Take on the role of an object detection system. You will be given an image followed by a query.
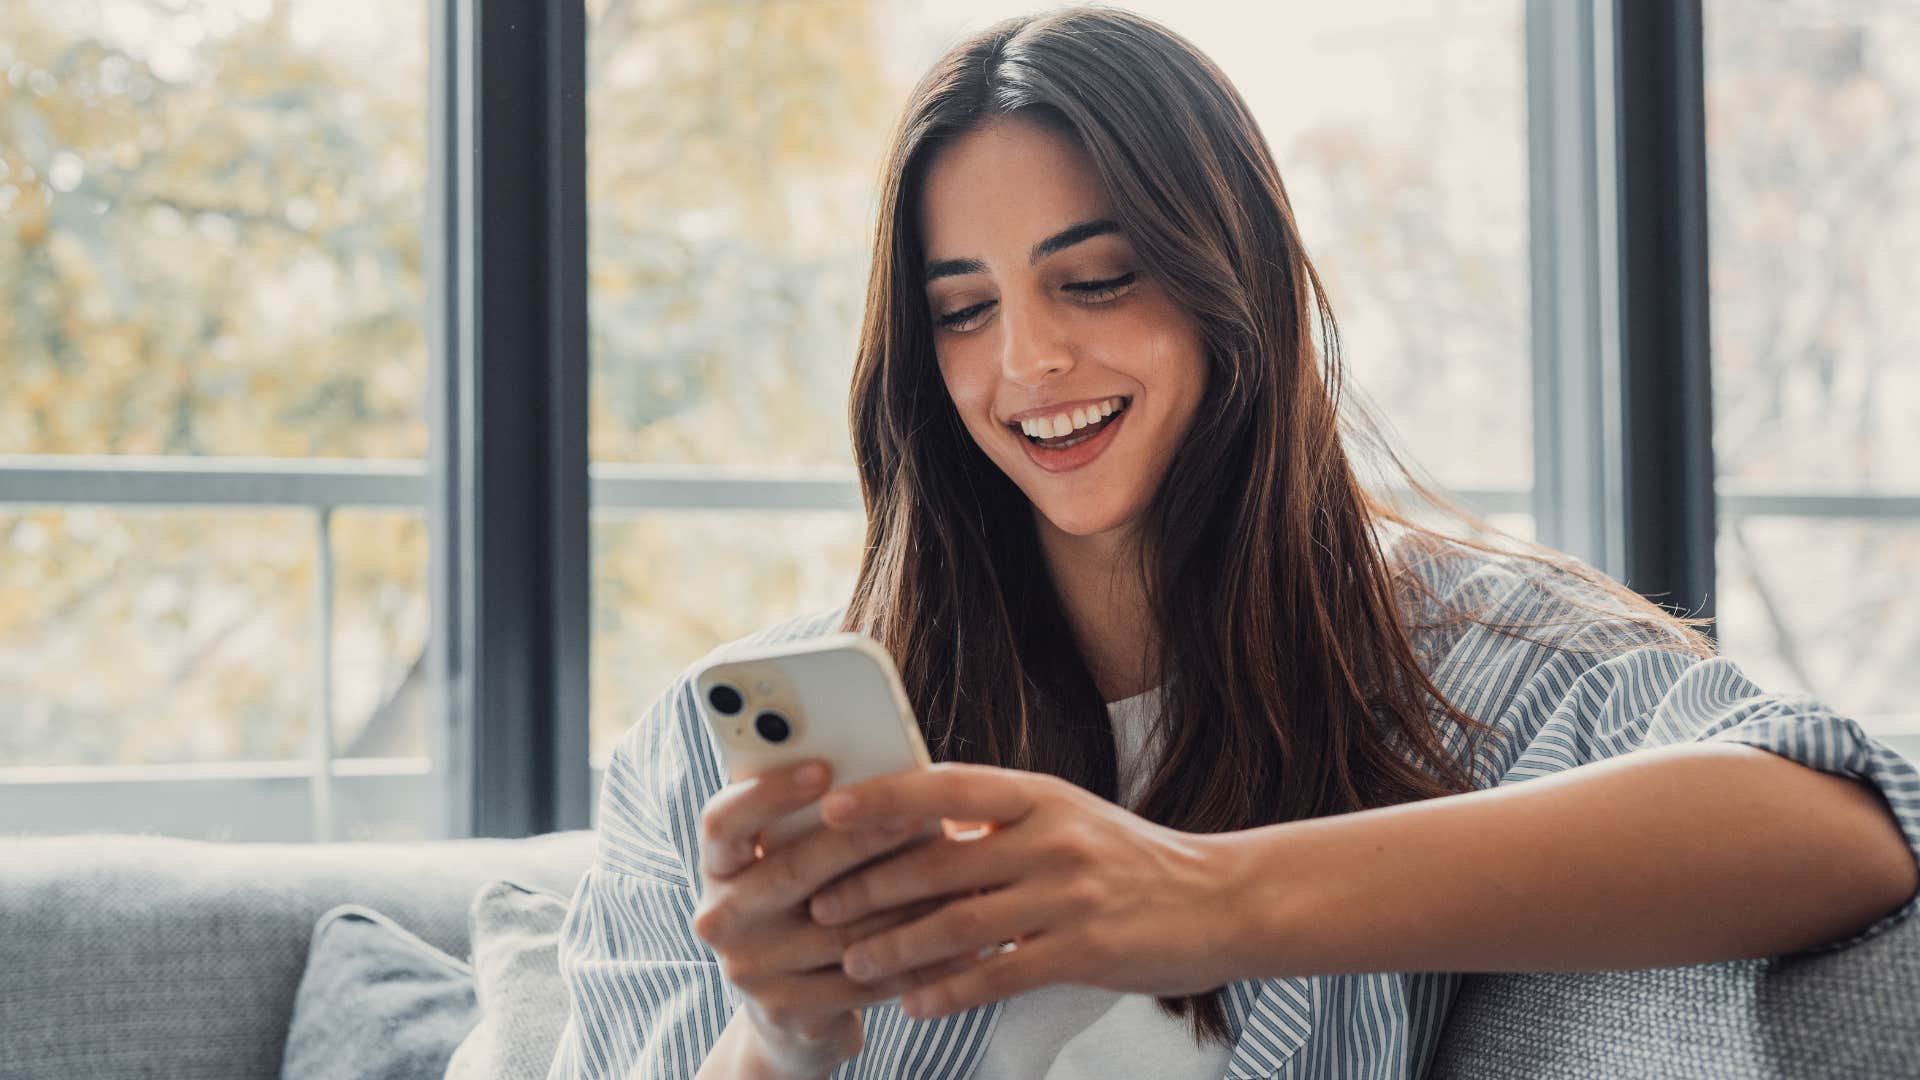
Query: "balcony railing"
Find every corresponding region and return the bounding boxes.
[3,454,1916,841]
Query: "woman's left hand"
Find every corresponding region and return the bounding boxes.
[807,762,1247,1020]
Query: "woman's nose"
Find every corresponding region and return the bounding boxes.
[998,299,1075,385]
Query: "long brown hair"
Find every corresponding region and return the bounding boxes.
[841,6,1710,1044]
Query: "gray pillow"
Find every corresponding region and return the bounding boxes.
[443,880,573,1080]
[281,904,480,1080]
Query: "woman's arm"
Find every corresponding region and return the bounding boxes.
[803,739,1919,1019]
[805,647,1920,1020]
[1211,741,1920,981]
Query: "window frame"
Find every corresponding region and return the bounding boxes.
[1526,0,1717,624]
[430,0,593,838]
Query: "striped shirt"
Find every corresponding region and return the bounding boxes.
[546,532,1920,1080]
[972,685,1234,1078]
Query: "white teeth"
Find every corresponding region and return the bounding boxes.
[1015,397,1127,441]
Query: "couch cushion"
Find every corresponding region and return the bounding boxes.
[1428,909,1920,1078]
[0,831,595,1080]
[444,880,573,1080]
[281,905,480,1080]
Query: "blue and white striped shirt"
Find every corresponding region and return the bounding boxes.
[546,534,1920,1079]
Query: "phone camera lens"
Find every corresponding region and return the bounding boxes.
[707,685,744,715]
[754,712,791,743]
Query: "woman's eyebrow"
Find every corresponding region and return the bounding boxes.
[923,218,1122,283]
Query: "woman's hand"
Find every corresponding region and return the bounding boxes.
[807,762,1246,1020]
[691,760,970,1079]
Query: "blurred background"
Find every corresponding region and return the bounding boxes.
[1,0,1914,841]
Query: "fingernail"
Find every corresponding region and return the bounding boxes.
[821,791,856,819]
[795,763,827,790]
[844,948,874,980]
[811,893,840,923]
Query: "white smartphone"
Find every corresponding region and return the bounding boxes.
[690,632,937,851]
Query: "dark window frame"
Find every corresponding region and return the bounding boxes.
[429,0,591,837]
[1526,0,1717,628]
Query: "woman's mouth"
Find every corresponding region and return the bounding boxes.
[1008,396,1131,473]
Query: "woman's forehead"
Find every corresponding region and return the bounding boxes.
[917,118,1117,265]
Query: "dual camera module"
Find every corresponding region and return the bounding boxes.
[707,683,792,744]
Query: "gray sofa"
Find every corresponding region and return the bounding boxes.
[2,833,1916,1079]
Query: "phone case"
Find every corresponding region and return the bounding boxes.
[690,632,935,850]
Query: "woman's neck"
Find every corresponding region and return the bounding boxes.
[1034,511,1158,704]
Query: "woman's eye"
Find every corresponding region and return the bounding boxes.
[1065,271,1137,302]
[933,272,1137,333]
[935,301,992,331]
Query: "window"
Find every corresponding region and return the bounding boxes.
[8,1,1903,840]
[1704,0,1920,738]
[0,0,435,840]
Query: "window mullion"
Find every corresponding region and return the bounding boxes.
[1525,0,1716,626]
[431,0,590,840]
[1612,0,1718,627]
[1527,0,1626,580]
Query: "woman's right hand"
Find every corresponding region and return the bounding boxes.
[692,759,953,1079]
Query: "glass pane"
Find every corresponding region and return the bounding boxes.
[1705,1,1920,730]
[591,512,864,759]
[330,509,429,759]
[585,0,1531,490]
[0,507,315,766]
[0,0,435,842]
[1717,517,1919,730]
[0,0,429,458]
[1704,0,1920,491]
[323,508,434,861]
[1153,0,1532,492]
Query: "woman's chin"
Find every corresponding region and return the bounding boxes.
[1030,499,1135,540]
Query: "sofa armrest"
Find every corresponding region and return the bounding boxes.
[1429,909,1920,1078]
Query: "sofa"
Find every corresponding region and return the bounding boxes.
[2,832,1916,1079]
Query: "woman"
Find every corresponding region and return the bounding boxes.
[549,8,1920,1079]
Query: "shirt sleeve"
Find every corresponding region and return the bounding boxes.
[547,675,744,1080]
[1463,615,1920,958]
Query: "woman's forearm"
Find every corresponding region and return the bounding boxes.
[1210,742,1918,980]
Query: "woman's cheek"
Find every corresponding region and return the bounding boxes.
[936,344,987,400]
[937,350,1003,436]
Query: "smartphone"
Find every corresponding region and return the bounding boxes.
[690,632,936,851]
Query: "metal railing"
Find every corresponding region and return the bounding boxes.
[0,455,866,840]
[3,454,1917,840]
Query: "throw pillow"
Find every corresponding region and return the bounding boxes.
[281,904,481,1080]
[443,879,574,1080]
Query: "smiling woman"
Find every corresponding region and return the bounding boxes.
[547,7,1920,1080]
[920,118,1208,554]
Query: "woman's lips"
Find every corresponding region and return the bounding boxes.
[1017,405,1128,473]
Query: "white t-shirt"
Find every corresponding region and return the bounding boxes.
[972,686,1236,1079]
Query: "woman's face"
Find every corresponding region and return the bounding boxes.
[918,115,1208,541]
